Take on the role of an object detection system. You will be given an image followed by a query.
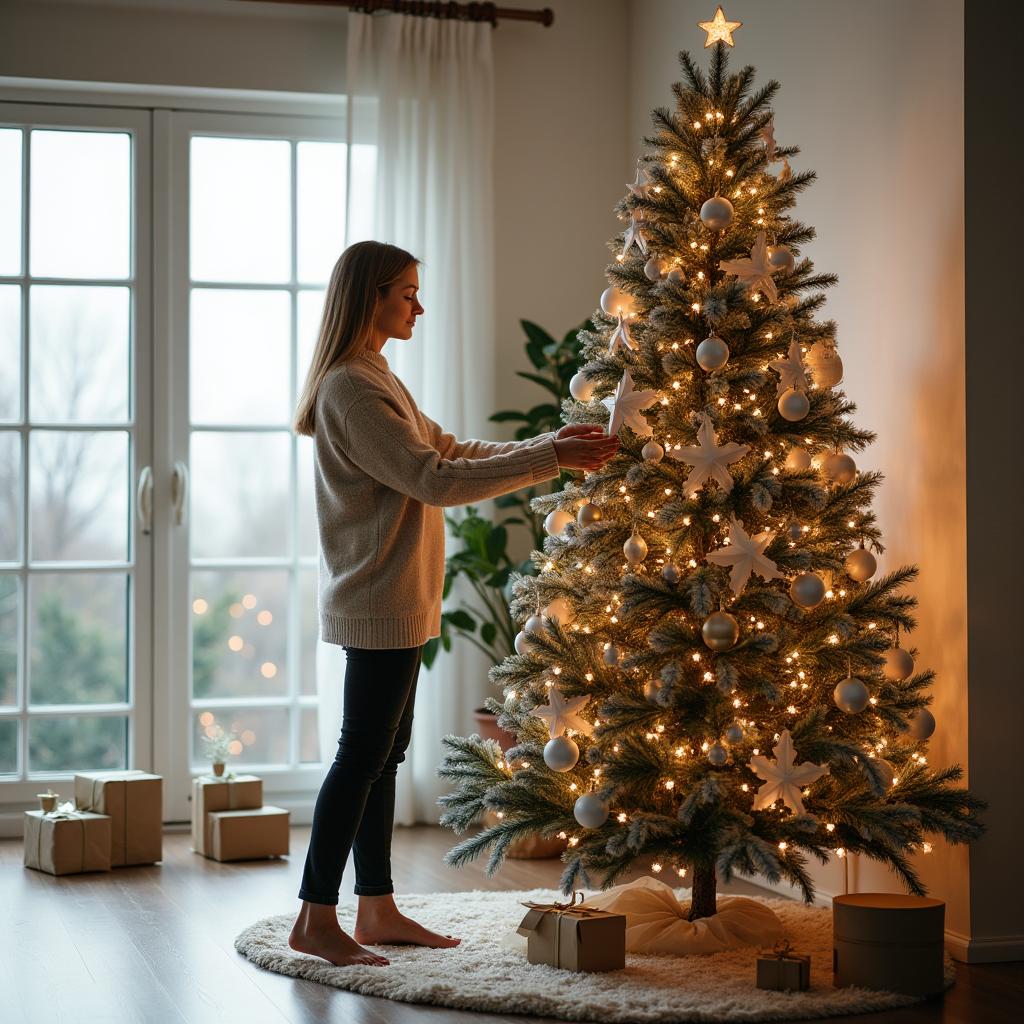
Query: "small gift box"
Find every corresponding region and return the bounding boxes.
[190,773,263,856]
[205,805,290,862]
[74,770,162,867]
[756,940,811,991]
[516,892,626,972]
[23,805,112,876]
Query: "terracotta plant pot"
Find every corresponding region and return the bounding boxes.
[211,762,226,777]
[473,708,567,860]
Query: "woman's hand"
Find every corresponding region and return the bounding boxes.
[553,423,620,472]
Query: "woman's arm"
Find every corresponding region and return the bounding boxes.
[418,408,556,461]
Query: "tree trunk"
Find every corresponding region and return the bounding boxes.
[688,861,718,921]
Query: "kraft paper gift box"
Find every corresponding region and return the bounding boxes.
[206,805,290,862]
[516,897,626,972]
[832,893,945,996]
[190,773,263,856]
[23,807,112,876]
[756,941,811,991]
[74,770,162,867]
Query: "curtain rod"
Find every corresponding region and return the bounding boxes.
[234,1,554,27]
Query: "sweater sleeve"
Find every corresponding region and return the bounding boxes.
[419,408,557,460]
[333,391,561,508]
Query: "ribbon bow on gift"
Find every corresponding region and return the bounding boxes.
[772,939,794,959]
[46,800,87,820]
[520,890,601,918]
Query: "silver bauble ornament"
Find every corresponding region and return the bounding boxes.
[569,371,596,402]
[543,596,575,626]
[642,678,664,703]
[821,451,857,485]
[514,630,530,656]
[577,502,602,528]
[641,440,664,463]
[666,268,684,284]
[661,563,680,584]
[699,196,734,230]
[603,643,620,666]
[766,243,796,275]
[708,743,728,766]
[908,707,936,741]
[544,736,580,773]
[623,531,648,566]
[778,387,810,421]
[600,285,636,318]
[845,547,877,582]
[701,610,739,652]
[695,335,730,372]
[724,722,744,744]
[785,446,812,472]
[787,520,804,542]
[525,614,544,634]
[883,646,915,682]
[544,509,574,538]
[806,342,843,388]
[790,572,826,610]
[643,256,666,281]
[573,792,610,829]
[834,675,870,714]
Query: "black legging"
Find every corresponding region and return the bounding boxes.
[298,643,423,905]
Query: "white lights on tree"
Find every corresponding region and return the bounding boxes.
[749,729,829,814]
[667,412,749,494]
[705,515,783,596]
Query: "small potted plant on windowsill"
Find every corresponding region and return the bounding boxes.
[200,724,237,778]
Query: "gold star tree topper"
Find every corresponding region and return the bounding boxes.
[698,6,742,48]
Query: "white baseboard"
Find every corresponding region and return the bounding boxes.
[945,928,1024,963]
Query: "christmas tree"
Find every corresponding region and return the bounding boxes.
[437,28,983,922]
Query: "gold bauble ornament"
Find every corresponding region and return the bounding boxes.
[778,387,810,421]
[883,646,915,682]
[834,674,870,714]
[785,446,812,471]
[701,610,739,651]
[699,196,734,230]
[845,546,877,582]
[789,572,826,609]
[642,440,664,463]
[821,451,857,485]
[577,502,602,527]
[623,530,648,566]
[544,509,574,537]
[696,334,730,372]
[600,285,636,318]
[908,707,936,740]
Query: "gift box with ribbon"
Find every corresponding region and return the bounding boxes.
[516,891,626,972]
[23,804,112,876]
[190,773,263,856]
[756,940,811,991]
[73,770,162,867]
[205,805,290,862]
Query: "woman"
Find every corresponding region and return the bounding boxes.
[289,240,620,967]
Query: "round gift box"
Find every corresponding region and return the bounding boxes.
[833,893,945,996]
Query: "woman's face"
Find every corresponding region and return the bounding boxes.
[375,265,424,342]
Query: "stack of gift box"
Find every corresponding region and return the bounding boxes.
[190,771,290,862]
[24,769,163,876]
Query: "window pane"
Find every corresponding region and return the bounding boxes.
[297,288,324,398]
[0,574,17,706]
[192,707,288,770]
[29,430,129,562]
[29,715,127,772]
[30,285,130,424]
[348,143,377,245]
[30,130,130,280]
[29,573,128,705]
[297,142,345,285]
[0,285,21,422]
[0,432,20,562]
[190,289,290,425]
[190,137,290,283]
[298,433,316,559]
[300,706,320,764]
[0,719,16,774]
[0,128,21,276]
[299,567,317,696]
[190,431,289,558]
[192,569,289,699]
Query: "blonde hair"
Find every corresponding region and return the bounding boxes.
[292,240,420,437]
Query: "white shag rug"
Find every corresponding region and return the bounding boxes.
[235,886,954,1023]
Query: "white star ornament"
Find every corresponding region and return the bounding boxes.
[607,314,638,354]
[530,687,593,739]
[602,368,660,437]
[719,231,779,303]
[760,119,777,162]
[769,340,809,396]
[668,413,749,494]
[698,6,742,47]
[705,515,783,596]
[749,729,829,814]
[622,214,648,257]
[627,161,652,200]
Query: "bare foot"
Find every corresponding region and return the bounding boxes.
[354,904,461,949]
[288,917,390,967]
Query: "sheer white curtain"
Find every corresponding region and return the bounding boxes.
[316,10,497,825]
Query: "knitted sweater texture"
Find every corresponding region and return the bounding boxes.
[313,349,562,649]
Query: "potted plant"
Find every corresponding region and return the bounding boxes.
[200,724,238,777]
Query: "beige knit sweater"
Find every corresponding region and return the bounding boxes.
[313,349,562,649]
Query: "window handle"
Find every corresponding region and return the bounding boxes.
[171,460,189,527]
[137,465,153,536]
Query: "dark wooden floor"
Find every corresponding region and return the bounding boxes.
[2,825,1021,1024]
